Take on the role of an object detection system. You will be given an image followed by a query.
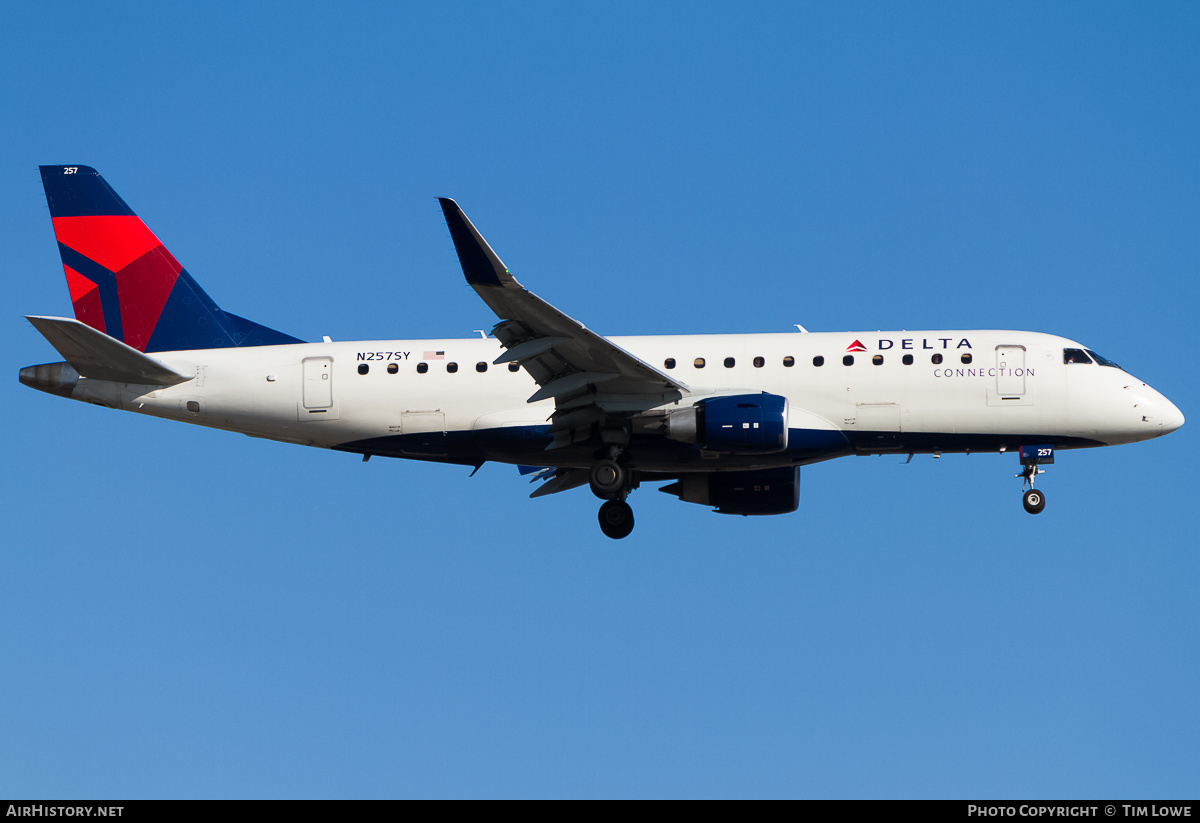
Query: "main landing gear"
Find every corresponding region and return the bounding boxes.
[1016,445,1053,515]
[590,453,636,539]
[598,499,635,540]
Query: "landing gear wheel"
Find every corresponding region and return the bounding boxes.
[598,499,635,539]
[1022,488,1046,515]
[590,459,625,499]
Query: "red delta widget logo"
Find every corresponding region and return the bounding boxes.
[847,338,973,352]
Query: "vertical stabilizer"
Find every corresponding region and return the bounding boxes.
[39,165,303,352]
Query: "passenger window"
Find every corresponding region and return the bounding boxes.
[417,362,429,374]
[783,356,794,367]
[724,357,735,368]
[447,362,458,373]
[1063,348,1093,364]
[476,362,488,373]
[902,354,913,365]
[931,354,943,365]
[358,364,369,375]
[961,353,972,364]
[753,356,765,368]
[664,358,676,370]
[387,363,398,374]
[812,356,824,367]
[508,363,520,372]
[694,358,705,368]
[843,355,854,366]
[872,355,883,365]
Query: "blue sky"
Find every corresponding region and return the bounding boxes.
[2,2,1197,798]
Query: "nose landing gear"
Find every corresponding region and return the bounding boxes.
[1016,445,1053,515]
[1022,487,1046,515]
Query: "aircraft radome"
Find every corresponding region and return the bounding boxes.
[21,165,1185,538]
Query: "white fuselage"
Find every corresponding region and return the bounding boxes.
[55,329,1183,472]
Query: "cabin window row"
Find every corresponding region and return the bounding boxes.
[357,362,524,375]
[660,353,973,369]
[359,352,977,376]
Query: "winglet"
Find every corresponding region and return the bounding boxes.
[438,198,511,288]
[25,315,193,386]
[435,198,690,413]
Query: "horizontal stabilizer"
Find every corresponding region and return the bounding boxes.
[26,316,193,386]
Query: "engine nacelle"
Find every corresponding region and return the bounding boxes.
[660,467,801,516]
[665,392,788,454]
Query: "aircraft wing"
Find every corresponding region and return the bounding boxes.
[439,198,688,448]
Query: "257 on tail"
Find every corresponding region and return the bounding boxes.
[21,165,1184,539]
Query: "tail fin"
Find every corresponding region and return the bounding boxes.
[38,165,303,352]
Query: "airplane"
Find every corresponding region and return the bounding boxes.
[20,165,1185,539]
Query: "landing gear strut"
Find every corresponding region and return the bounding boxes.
[1016,445,1053,515]
[591,445,637,539]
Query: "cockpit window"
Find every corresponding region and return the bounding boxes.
[1085,349,1121,369]
[1063,348,1093,365]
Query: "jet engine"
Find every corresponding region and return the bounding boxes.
[660,467,800,516]
[664,392,788,454]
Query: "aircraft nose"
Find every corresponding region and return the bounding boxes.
[1162,398,1185,435]
[1117,381,1185,444]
